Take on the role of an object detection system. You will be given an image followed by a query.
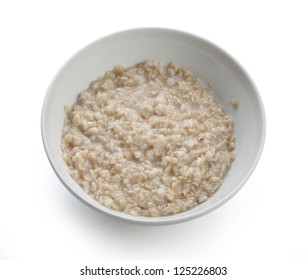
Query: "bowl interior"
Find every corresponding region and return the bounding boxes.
[42,28,265,225]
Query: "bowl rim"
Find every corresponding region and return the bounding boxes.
[41,27,266,225]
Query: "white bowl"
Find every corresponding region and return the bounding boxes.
[41,28,265,225]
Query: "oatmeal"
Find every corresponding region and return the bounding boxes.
[231,98,239,107]
[61,60,235,217]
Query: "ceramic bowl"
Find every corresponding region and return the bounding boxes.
[41,28,265,225]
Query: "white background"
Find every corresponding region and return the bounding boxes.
[0,0,306,277]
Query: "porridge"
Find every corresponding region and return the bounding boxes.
[61,60,236,217]
[231,98,239,107]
